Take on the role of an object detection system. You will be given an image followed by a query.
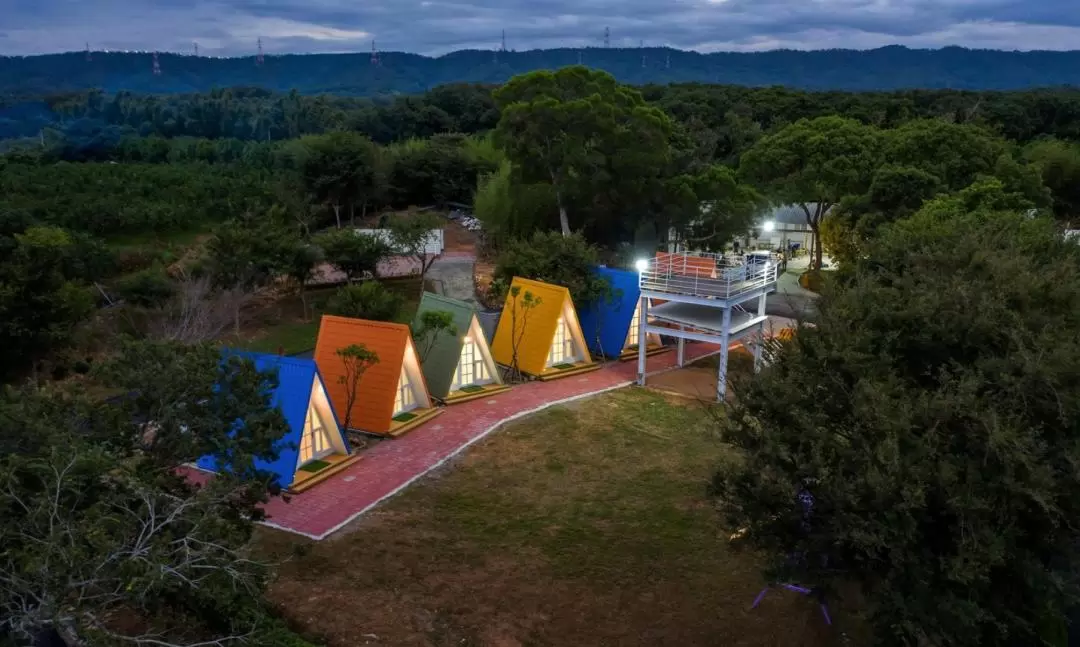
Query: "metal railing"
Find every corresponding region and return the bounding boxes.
[639,252,778,301]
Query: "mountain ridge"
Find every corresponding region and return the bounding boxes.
[2,45,1079,96]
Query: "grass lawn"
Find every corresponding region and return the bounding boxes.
[256,390,853,646]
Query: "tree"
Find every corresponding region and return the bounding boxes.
[0,225,96,380]
[663,164,763,252]
[143,270,253,344]
[494,66,672,236]
[205,216,289,335]
[740,116,883,269]
[711,201,1080,645]
[492,231,610,309]
[1,340,305,646]
[324,281,404,322]
[280,240,323,321]
[295,132,379,228]
[335,343,379,433]
[504,285,541,383]
[1024,138,1080,223]
[386,210,444,280]
[114,264,176,308]
[412,310,457,363]
[312,228,392,283]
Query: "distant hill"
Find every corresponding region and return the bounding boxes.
[2,46,1080,96]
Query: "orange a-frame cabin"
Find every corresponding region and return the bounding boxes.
[314,315,441,437]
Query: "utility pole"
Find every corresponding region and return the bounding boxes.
[152,51,161,75]
[256,37,265,66]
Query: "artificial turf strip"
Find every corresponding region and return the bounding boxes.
[299,459,331,473]
[393,412,418,422]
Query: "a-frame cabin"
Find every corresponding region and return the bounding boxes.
[490,277,600,381]
[578,266,667,361]
[412,292,510,404]
[314,316,441,437]
[196,351,358,493]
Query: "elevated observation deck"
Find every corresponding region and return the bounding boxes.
[635,251,779,400]
[638,251,778,307]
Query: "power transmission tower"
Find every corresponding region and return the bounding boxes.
[641,40,646,68]
[85,42,92,62]
[604,27,610,48]
[577,50,582,65]
[193,42,199,57]
[666,52,670,69]
[256,37,265,66]
[501,29,507,52]
[152,51,161,75]
[370,40,380,66]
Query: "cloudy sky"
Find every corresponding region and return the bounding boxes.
[2,0,1078,57]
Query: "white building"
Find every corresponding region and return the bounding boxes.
[748,203,833,252]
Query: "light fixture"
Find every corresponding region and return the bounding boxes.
[763,220,776,232]
[634,258,649,272]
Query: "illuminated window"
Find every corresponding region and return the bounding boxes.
[394,369,416,414]
[547,317,578,366]
[453,338,490,389]
[625,301,642,349]
[299,404,333,465]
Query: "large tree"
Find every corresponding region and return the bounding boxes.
[712,195,1080,645]
[0,225,97,380]
[295,132,380,228]
[1025,138,1080,224]
[0,340,306,646]
[493,66,672,237]
[739,116,883,269]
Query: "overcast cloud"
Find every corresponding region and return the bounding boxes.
[2,0,1078,57]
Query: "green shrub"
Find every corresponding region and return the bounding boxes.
[325,281,404,322]
[493,231,610,307]
[115,266,176,308]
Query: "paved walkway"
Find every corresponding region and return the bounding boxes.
[425,252,479,304]
[259,342,720,540]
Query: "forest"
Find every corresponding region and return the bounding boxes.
[4,45,1080,97]
[3,65,1080,646]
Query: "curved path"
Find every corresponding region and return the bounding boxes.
[259,342,722,540]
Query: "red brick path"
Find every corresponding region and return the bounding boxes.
[257,342,721,539]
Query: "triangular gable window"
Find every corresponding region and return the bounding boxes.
[547,316,581,366]
[299,404,334,465]
[453,336,491,389]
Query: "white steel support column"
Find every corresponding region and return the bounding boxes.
[716,307,732,401]
[753,321,765,373]
[676,332,685,367]
[636,295,649,386]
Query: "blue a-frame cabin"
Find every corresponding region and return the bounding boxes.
[196,351,355,493]
[578,266,667,361]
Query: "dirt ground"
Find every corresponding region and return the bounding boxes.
[255,390,859,647]
[647,347,757,402]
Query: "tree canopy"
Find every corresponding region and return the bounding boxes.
[713,193,1080,645]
